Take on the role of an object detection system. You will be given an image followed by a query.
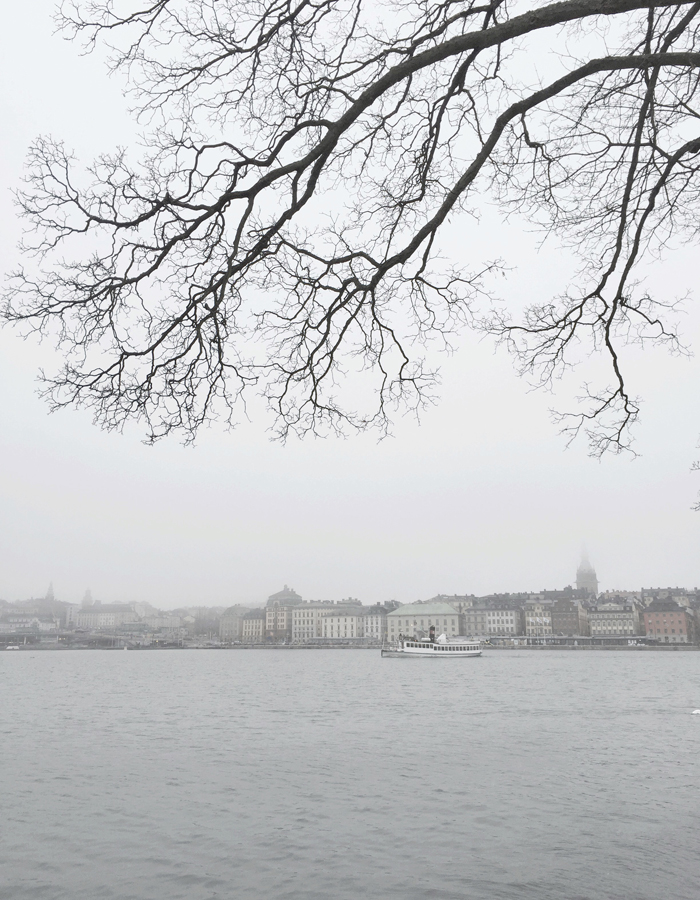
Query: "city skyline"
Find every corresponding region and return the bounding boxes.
[4,556,700,612]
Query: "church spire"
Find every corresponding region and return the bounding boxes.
[576,550,598,597]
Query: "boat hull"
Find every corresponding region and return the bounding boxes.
[381,644,481,658]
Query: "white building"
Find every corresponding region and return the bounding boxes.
[0,613,59,633]
[485,608,523,635]
[524,602,552,637]
[362,606,388,642]
[76,605,140,630]
[386,603,461,640]
[241,609,266,641]
[588,603,641,637]
[292,603,333,641]
[320,610,364,640]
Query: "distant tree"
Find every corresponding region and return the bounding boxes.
[4,0,700,453]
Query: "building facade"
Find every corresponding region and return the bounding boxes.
[550,599,589,636]
[75,605,140,630]
[241,609,266,641]
[362,606,388,642]
[643,599,696,643]
[292,603,333,641]
[320,610,364,640]
[265,585,303,641]
[0,613,59,633]
[484,607,524,636]
[524,602,553,637]
[219,605,250,641]
[386,603,461,640]
[588,603,641,637]
[462,604,489,636]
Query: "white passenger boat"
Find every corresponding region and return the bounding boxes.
[381,636,481,658]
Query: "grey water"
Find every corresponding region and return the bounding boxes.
[2,649,699,900]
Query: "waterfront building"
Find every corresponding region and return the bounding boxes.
[550,599,589,636]
[320,609,364,640]
[241,609,266,641]
[0,613,59,633]
[219,605,251,641]
[386,603,461,640]
[643,599,696,644]
[524,602,553,637]
[461,603,489,636]
[265,604,294,641]
[587,603,640,637]
[291,602,333,641]
[75,605,140,630]
[484,606,524,636]
[576,552,599,597]
[362,605,388,642]
[266,585,303,641]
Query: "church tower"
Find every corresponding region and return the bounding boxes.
[576,552,598,597]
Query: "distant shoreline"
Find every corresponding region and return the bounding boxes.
[4,643,699,652]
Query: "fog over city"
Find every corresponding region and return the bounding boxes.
[1,2,699,611]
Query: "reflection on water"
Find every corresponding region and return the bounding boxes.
[2,649,699,900]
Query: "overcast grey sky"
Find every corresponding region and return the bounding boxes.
[0,2,698,609]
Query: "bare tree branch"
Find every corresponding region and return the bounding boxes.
[3,0,700,451]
